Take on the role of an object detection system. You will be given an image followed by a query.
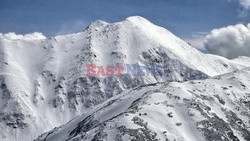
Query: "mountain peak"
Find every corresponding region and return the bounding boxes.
[124,16,155,27]
[85,19,108,30]
[125,16,150,23]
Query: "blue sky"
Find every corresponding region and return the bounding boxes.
[0,0,250,39]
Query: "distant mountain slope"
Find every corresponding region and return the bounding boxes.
[0,16,249,140]
[36,67,250,141]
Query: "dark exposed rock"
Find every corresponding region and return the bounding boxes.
[0,113,28,129]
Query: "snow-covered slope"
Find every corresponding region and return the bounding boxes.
[36,67,250,141]
[0,16,249,140]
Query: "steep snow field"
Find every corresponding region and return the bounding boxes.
[0,16,250,140]
[36,67,250,141]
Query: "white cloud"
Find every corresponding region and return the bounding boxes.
[204,23,250,59]
[227,0,250,17]
[0,32,46,40]
[239,0,250,17]
[240,0,250,9]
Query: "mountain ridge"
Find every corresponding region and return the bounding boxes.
[36,67,250,141]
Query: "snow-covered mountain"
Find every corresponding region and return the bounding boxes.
[36,67,250,141]
[0,16,249,140]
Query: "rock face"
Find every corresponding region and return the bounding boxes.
[36,68,250,141]
[0,16,250,140]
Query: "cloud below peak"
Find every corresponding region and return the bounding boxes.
[0,32,46,40]
[204,23,250,59]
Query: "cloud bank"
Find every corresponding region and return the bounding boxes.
[204,23,250,59]
[0,32,46,40]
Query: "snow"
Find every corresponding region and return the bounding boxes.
[37,67,250,141]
